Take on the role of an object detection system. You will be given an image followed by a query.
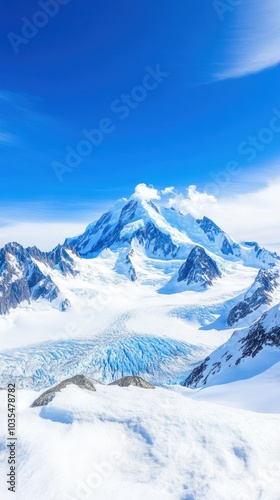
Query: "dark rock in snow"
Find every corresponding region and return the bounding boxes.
[227,268,279,326]
[134,222,178,258]
[30,375,99,407]
[27,244,78,276]
[184,305,280,388]
[109,376,155,389]
[196,216,235,256]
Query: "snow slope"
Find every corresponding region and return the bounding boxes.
[185,361,280,413]
[185,304,280,388]
[0,384,280,500]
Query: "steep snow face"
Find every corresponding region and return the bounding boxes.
[66,198,186,259]
[185,304,280,388]
[0,243,71,314]
[114,249,137,281]
[242,241,279,266]
[177,246,221,288]
[227,268,280,326]
[196,216,238,256]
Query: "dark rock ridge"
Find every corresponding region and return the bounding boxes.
[30,375,99,407]
[243,241,279,264]
[177,246,221,288]
[27,244,78,276]
[183,357,211,389]
[134,222,178,258]
[184,305,280,388]
[0,242,71,315]
[125,252,137,282]
[196,216,237,256]
[227,268,279,326]
[31,375,155,407]
[109,376,155,388]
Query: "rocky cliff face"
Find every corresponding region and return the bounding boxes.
[185,304,280,388]
[177,246,221,288]
[196,216,237,256]
[27,244,78,276]
[0,242,71,315]
[227,268,279,326]
[134,222,178,258]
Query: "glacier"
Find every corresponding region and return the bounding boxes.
[0,332,205,390]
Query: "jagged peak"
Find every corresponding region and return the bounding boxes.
[177,246,221,287]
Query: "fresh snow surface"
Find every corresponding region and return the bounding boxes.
[183,361,280,414]
[1,385,280,500]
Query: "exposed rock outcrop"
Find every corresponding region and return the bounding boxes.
[30,375,99,407]
[227,268,279,326]
[177,246,221,288]
[109,376,155,389]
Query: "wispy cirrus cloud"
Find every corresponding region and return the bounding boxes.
[215,0,280,80]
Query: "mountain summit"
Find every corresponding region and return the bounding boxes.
[0,186,279,315]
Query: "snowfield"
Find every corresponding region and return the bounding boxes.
[1,384,280,500]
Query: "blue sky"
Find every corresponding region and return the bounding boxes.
[0,0,280,247]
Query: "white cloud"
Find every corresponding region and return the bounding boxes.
[167,185,217,218]
[211,178,280,247]
[215,0,280,80]
[0,200,105,251]
[167,180,280,249]
[0,222,88,251]
[133,183,161,201]
[161,186,175,195]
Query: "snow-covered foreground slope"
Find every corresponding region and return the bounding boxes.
[185,361,280,413]
[0,385,280,500]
